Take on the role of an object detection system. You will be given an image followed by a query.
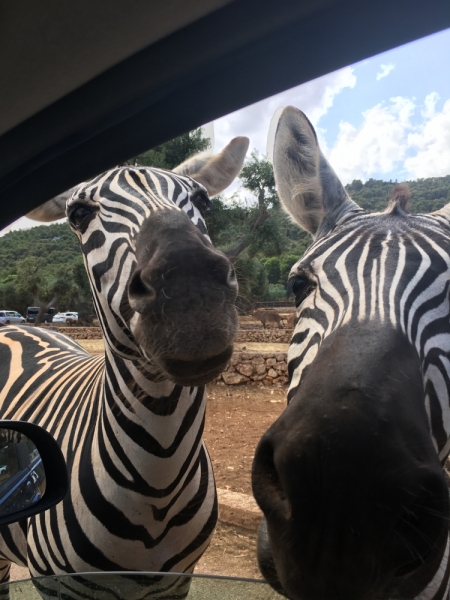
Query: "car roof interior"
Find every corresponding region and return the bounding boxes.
[1,0,449,228]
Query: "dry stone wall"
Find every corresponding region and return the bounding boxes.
[40,326,290,386]
[235,329,292,344]
[44,326,293,344]
[215,351,288,387]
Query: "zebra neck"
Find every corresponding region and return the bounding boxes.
[97,345,207,490]
[415,534,450,600]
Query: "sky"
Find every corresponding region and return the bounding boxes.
[213,26,450,195]
[3,27,450,236]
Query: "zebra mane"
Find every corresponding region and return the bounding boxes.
[384,183,411,215]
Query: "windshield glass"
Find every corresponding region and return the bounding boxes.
[7,572,283,599]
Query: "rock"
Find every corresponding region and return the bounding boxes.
[251,356,265,365]
[222,372,248,385]
[236,363,254,377]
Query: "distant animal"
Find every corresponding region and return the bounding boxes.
[253,309,283,329]
[252,106,450,600]
[0,136,249,598]
[286,312,296,328]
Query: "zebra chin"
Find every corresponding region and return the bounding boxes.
[148,344,234,386]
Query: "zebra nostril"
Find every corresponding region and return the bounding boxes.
[128,269,156,308]
[252,436,290,521]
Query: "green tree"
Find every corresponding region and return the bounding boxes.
[205,151,312,300]
[132,128,211,170]
[225,151,282,260]
[262,257,281,285]
[0,279,29,315]
[14,256,46,300]
[279,254,302,285]
[14,256,52,324]
[234,253,268,299]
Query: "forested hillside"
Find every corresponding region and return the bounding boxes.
[0,222,91,317]
[0,173,449,313]
[0,222,78,277]
[346,175,450,213]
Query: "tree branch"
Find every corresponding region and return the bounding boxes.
[225,191,269,260]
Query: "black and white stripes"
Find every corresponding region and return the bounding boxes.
[287,211,450,460]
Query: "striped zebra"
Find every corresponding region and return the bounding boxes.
[252,107,450,600]
[0,136,249,599]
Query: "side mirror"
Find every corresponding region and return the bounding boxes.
[0,421,68,527]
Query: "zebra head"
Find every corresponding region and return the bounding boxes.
[252,107,450,600]
[27,137,249,386]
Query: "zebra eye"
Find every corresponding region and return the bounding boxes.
[288,275,315,307]
[68,204,94,227]
[191,191,211,217]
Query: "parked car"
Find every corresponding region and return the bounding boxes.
[0,311,26,325]
[52,312,78,325]
[0,465,8,475]
[25,307,56,324]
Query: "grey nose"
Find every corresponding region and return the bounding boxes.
[128,248,237,315]
[128,268,157,314]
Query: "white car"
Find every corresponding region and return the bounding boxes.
[52,312,78,324]
[0,311,26,325]
[0,465,9,475]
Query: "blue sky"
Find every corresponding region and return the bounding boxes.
[214,26,450,189]
[3,27,450,235]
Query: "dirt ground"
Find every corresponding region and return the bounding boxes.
[195,522,262,579]
[196,384,286,579]
[204,384,285,496]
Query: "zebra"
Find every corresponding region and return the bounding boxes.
[252,106,450,600]
[0,136,249,599]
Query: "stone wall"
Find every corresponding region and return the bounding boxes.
[43,325,293,344]
[215,351,288,386]
[235,329,292,344]
[41,327,290,386]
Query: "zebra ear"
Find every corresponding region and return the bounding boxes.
[173,136,249,196]
[26,186,80,221]
[273,106,358,236]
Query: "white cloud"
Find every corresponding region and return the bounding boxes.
[421,92,440,119]
[405,98,450,178]
[324,92,450,184]
[213,66,356,198]
[214,66,356,158]
[328,96,415,184]
[376,64,395,81]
